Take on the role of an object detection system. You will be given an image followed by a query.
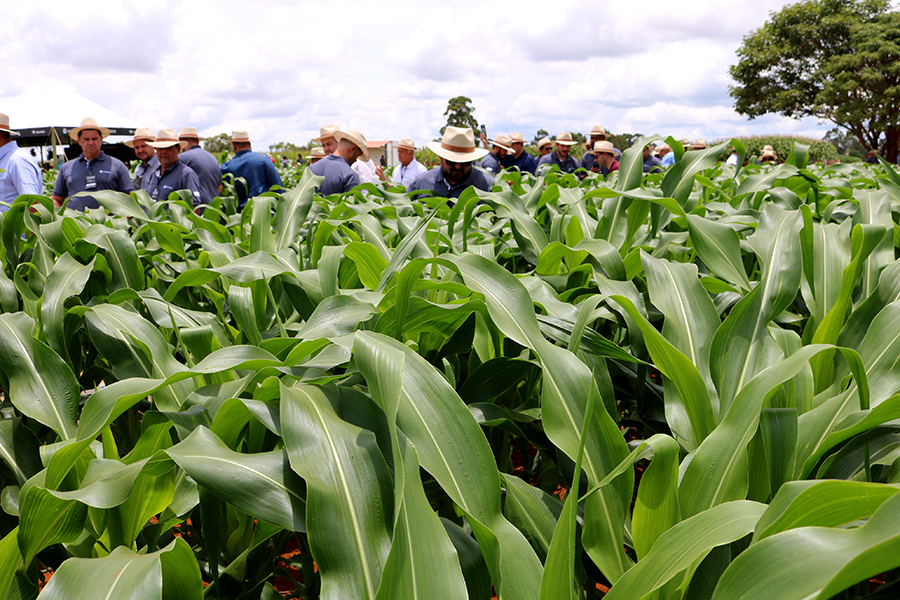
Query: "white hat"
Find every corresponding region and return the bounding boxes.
[509,132,525,144]
[309,147,325,158]
[692,138,707,150]
[178,126,205,141]
[315,124,339,142]
[232,130,252,143]
[70,117,110,141]
[537,137,553,151]
[0,113,20,137]
[398,138,416,150]
[590,124,607,136]
[554,132,577,146]
[427,127,490,162]
[125,127,154,148]
[147,129,181,149]
[334,129,370,162]
[492,134,514,152]
[590,141,617,156]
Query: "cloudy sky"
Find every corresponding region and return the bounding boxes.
[2,0,841,150]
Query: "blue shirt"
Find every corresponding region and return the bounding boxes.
[661,152,676,167]
[0,141,42,211]
[503,151,538,174]
[643,155,663,173]
[53,152,134,211]
[146,160,201,204]
[393,158,428,187]
[180,145,222,205]
[308,154,360,195]
[407,165,493,199]
[221,149,283,206]
[537,151,579,174]
[479,151,503,175]
[580,152,597,172]
[133,154,159,192]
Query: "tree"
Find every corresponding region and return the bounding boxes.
[268,141,302,155]
[441,96,479,135]
[823,127,867,158]
[532,129,549,144]
[729,0,900,161]
[204,133,232,154]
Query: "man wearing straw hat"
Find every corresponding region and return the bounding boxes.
[51,117,133,211]
[503,133,538,174]
[125,128,158,192]
[392,139,427,187]
[309,129,369,195]
[315,124,340,156]
[479,134,514,175]
[536,137,554,159]
[220,130,283,209]
[407,126,492,200]
[307,147,325,164]
[178,126,222,205]
[589,140,620,178]
[0,112,42,211]
[537,132,579,174]
[580,124,608,173]
[144,129,201,205]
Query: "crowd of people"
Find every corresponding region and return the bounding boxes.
[0,110,726,211]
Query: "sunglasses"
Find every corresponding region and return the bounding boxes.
[539,146,551,152]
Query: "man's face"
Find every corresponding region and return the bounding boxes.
[322,136,338,155]
[658,147,670,158]
[440,157,472,185]
[133,139,155,162]
[78,129,102,159]
[398,147,415,167]
[597,151,615,168]
[642,146,651,159]
[556,143,570,159]
[590,134,606,145]
[497,147,509,159]
[539,144,553,157]
[157,145,180,171]
[511,141,524,157]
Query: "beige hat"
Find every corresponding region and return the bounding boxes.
[309,147,326,158]
[125,127,155,148]
[760,145,778,159]
[0,113,19,137]
[657,143,671,152]
[492,134,514,152]
[147,129,181,149]
[509,132,525,144]
[554,132,577,146]
[537,137,553,151]
[334,129,370,162]
[70,117,110,141]
[398,138,416,151]
[692,138,707,150]
[232,130,252,143]
[178,126,205,141]
[315,124,339,142]
[590,124,607,137]
[678,138,690,148]
[427,127,490,162]
[590,140,617,156]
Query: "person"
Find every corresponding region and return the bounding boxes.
[51,117,133,210]
[692,138,707,151]
[581,124,608,173]
[0,112,42,210]
[503,133,538,174]
[315,125,340,155]
[144,129,201,204]
[643,144,663,173]
[590,141,619,178]
[658,144,675,167]
[866,149,879,164]
[393,138,427,187]
[178,126,222,205]
[220,130,283,208]
[537,132,579,174]
[308,129,369,195]
[725,149,739,166]
[125,128,158,192]
[536,137,553,158]
[307,147,325,164]
[479,134,513,175]
[759,145,778,164]
[407,126,492,200]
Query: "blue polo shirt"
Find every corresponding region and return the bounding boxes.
[308,154,359,195]
[0,141,42,210]
[537,151,579,174]
[133,155,159,192]
[479,151,503,175]
[221,149,283,207]
[407,165,493,199]
[53,152,134,211]
[146,160,201,204]
[180,145,222,205]
[503,151,538,174]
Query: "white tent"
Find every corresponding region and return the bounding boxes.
[0,82,134,131]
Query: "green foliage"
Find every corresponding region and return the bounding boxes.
[414,146,440,168]
[729,0,900,159]
[441,96,480,135]
[713,135,840,163]
[203,132,232,155]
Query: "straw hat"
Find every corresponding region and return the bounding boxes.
[692,138,708,150]
[398,138,416,151]
[178,126,205,141]
[0,113,20,137]
[427,127,490,162]
[590,124,607,137]
[492,134,514,152]
[760,145,778,160]
[232,130,252,143]
[70,117,110,141]
[309,147,326,158]
[334,129,370,162]
[677,138,690,148]
[537,137,553,151]
[125,127,154,148]
[509,132,525,144]
[315,124,340,142]
[590,140,617,156]
[147,129,181,149]
[554,132,577,146]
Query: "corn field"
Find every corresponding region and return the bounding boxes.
[1,137,900,599]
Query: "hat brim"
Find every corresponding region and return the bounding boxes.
[334,131,370,162]
[591,150,617,156]
[555,139,577,146]
[147,140,181,149]
[2,128,20,138]
[493,142,514,152]
[125,138,154,148]
[426,141,489,163]
[70,125,111,141]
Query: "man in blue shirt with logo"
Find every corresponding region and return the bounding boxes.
[51,117,133,211]
[537,132,579,174]
[479,134,513,175]
[144,129,201,205]
[220,130,283,208]
[0,112,42,211]
[503,133,538,174]
[309,129,369,195]
[408,127,492,201]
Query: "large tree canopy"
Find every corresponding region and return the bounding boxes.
[729,0,900,160]
[441,96,480,135]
